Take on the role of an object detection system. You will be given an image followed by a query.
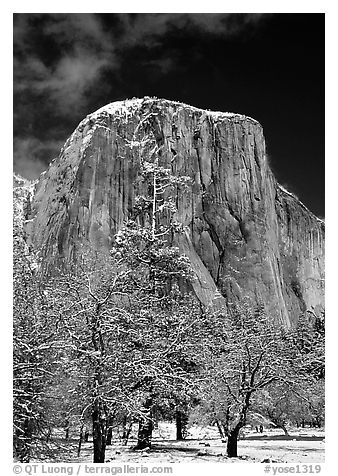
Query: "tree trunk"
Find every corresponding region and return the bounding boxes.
[92,405,107,463]
[273,421,289,436]
[135,397,153,450]
[176,410,183,440]
[46,426,52,443]
[122,415,128,441]
[136,419,152,449]
[84,429,89,442]
[216,420,225,439]
[106,427,113,446]
[65,419,70,440]
[77,424,84,458]
[122,416,133,446]
[175,405,188,440]
[226,429,239,458]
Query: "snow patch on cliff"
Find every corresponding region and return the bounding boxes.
[87,97,260,125]
[278,184,324,224]
[90,98,144,120]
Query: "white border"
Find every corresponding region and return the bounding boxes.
[3,4,336,475]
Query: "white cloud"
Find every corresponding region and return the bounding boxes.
[33,51,111,112]
[14,14,117,113]
[13,137,63,180]
[116,13,267,47]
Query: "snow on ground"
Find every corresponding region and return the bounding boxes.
[51,423,324,464]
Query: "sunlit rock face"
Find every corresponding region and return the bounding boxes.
[25,98,324,326]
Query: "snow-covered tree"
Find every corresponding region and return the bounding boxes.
[195,301,307,457]
[47,118,201,461]
[13,185,62,462]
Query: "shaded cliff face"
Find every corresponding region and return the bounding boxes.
[25,98,324,326]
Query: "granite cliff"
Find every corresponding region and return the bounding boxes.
[21,98,324,326]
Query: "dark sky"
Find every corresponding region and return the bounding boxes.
[13,13,325,217]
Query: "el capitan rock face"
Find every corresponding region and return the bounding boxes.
[24,98,324,326]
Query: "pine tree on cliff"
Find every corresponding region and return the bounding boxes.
[110,120,196,450]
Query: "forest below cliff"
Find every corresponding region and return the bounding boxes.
[13,141,324,464]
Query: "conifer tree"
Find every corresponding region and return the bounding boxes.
[109,116,198,449]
